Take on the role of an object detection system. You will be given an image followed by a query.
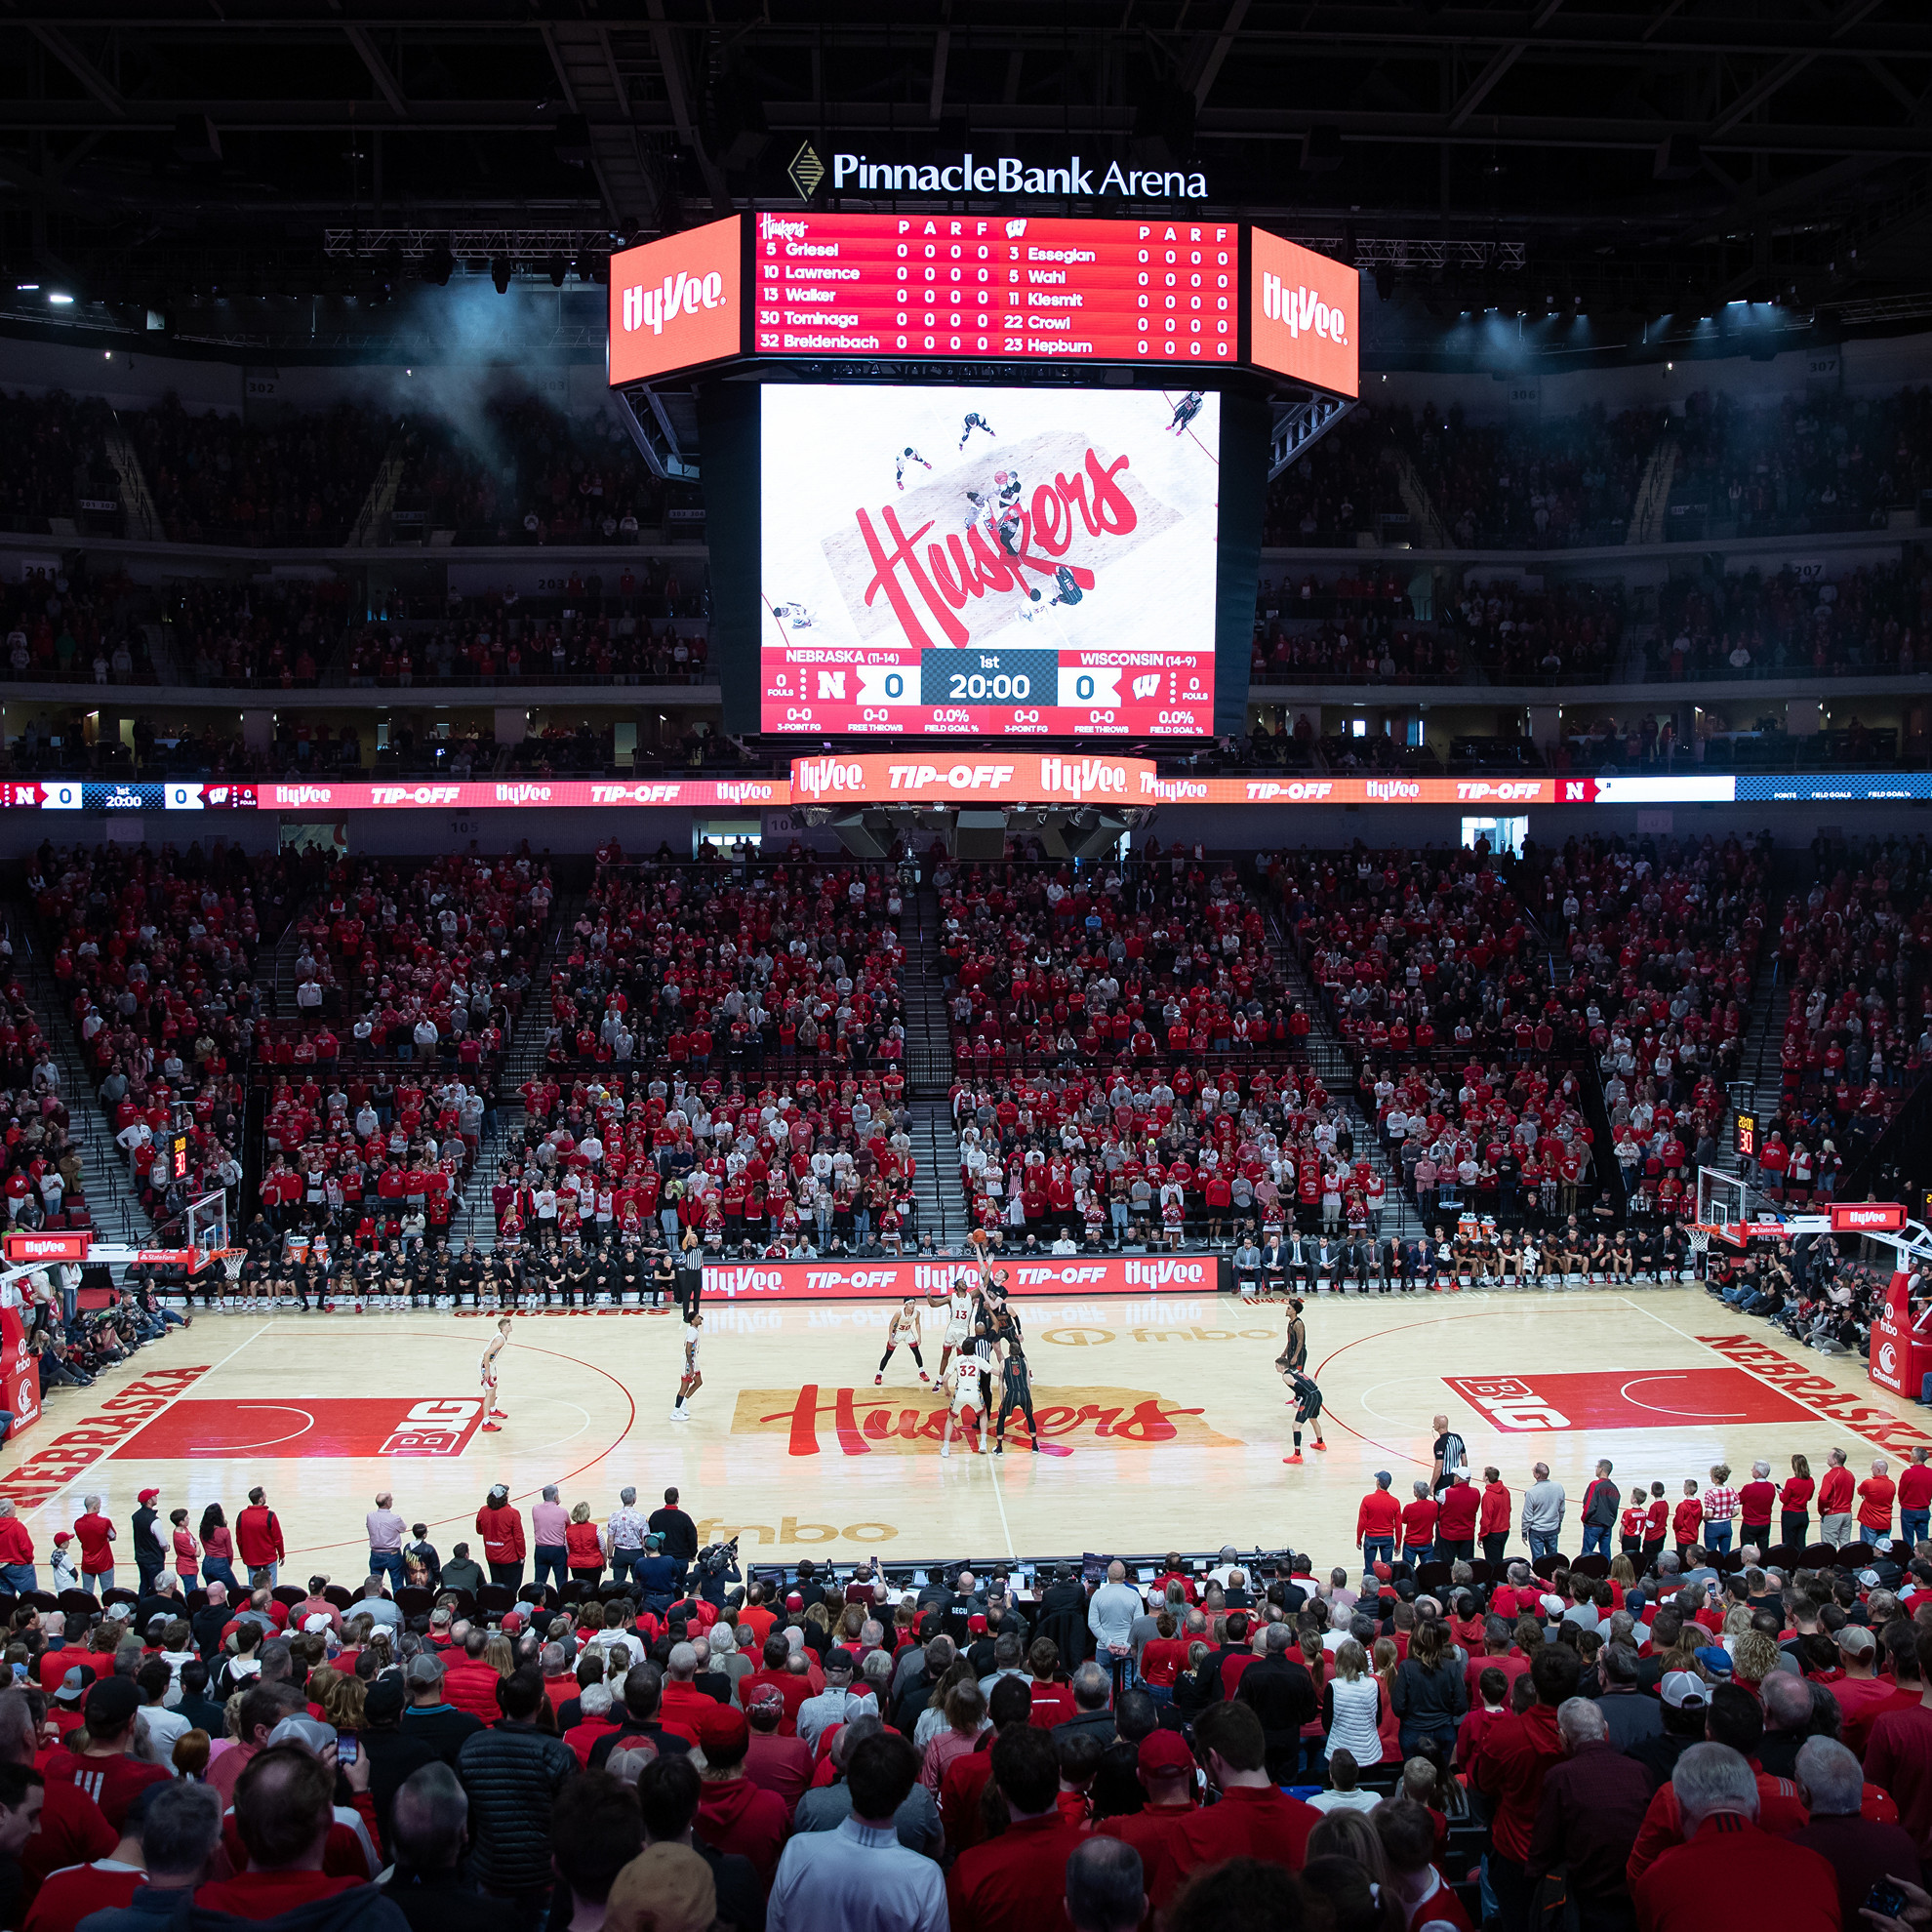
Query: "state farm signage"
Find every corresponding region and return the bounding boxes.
[703,1253,1229,1302]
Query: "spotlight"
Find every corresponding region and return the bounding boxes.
[425,244,454,287]
[491,258,512,295]
[546,253,567,288]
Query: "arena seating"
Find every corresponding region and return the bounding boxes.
[1664,382,1932,542]
[0,389,121,537]
[123,397,392,547]
[167,576,354,688]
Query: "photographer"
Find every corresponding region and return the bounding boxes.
[694,1536,743,1610]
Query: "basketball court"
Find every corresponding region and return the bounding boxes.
[4,1282,1926,1579]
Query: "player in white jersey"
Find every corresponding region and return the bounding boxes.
[895,447,932,489]
[672,1310,704,1420]
[478,1315,511,1431]
[876,1297,930,1386]
[940,1329,995,1459]
[935,1275,977,1380]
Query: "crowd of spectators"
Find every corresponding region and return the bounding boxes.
[122,398,392,549]
[1649,559,1932,683]
[2,565,152,690]
[1264,406,1398,546]
[1407,401,1659,550]
[343,613,707,689]
[0,391,121,537]
[167,578,354,690]
[0,947,99,1248]
[0,1423,1923,1932]
[388,396,668,546]
[1666,383,1932,541]
[27,839,289,1228]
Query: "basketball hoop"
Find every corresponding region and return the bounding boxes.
[1688,1227,1711,1253]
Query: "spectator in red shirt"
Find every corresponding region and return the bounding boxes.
[1473,1640,1582,1932]
[1142,1702,1318,1910]
[1479,1469,1512,1567]
[1436,1476,1481,1559]
[234,1488,285,1589]
[473,1485,525,1590]
[741,1687,814,1817]
[946,1726,1090,1932]
[45,1680,172,1831]
[692,1706,788,1889]
[1357,1475,1401,1567]
[1399,1484,1439,1561]
[1858,1458,1897,1546]
[1631,1744,1838,1932]
[71,1500,115,1591]
[1818,1450,1856,1545]
[1737,1464,1777,1545]
[1900,1445,1932,1549]
[1864,1624,1932,1859]
[195,1747,366,1921]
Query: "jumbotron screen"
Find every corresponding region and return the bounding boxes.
[752,211,1238,364]
[758,382,1221,736]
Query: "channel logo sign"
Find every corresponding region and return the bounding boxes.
[1247,228,1359,398]
[608,215,744,385]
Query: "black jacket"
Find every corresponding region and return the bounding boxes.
[1035,1583,1090,1669]
[1391,1658,1469,1742]
[1234,1655,1319,1741]
[361,1728,445,1852]
[455,1722,577,1895]
[647,1508,699,1561]
[381,1870,527,1932]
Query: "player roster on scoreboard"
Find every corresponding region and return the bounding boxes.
[752,211,1237,363]
[759,382,1220,737]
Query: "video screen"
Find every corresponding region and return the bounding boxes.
[758,382,1220,736]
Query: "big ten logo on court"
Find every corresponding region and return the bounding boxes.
[733,1384,1244,1457]
[696,1517,898,1547]
[1442,1376,1571,1431]
[382,1399,486,1457]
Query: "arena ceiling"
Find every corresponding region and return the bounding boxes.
[3,0,1929,333]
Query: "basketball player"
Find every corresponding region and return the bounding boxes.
[936,1273,977,1381]
[1283,1369,1326,1465]
[876,1298,930,1387]
[1277,1297,1308,1377]
[673,1310,704,1421]
[993,1328,1039,1455]
[895,447,932,489]
[479,1316,511,1432]
[1167,391,1204,434]
[939,1333,992,1460]
[958,410,995,448]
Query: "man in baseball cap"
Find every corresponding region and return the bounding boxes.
[67,1677,174,1827]
[692,1704,786,1888]
[1093,1729,1199,1869]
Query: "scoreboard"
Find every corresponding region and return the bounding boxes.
[750,212,1238,364]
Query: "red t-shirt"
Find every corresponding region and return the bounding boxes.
[71,1515,114,1577]
[1437,1484,1481,1540]
[1899,1464,1932,1511]
[45,1750,174,1831]
[195,1874,363,1922]
[1738,1481,1776,1527]
[21,1859,142,1932]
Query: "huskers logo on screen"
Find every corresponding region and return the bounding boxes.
[733,1384,1243,1457]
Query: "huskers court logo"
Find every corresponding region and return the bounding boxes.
[733,1384,1244,1457]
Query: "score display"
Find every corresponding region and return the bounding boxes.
[752,211,1237,363]
[758,382,1220,736]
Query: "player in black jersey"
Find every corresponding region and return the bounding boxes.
[958,411,995,448]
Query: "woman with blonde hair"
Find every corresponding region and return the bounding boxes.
[1323,1638,1384,1768]
[835,1603,866,1653]
[1298,1626,1330,1778]
[918,1678,988,1793]
[484,1631,516,1678]
[914,1655,978,1749]
[315,1670,366,1734]
[566,1503,604,1588]
[1371,1636,1402,1761]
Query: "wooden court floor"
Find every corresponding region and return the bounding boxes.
[5,1288,1925,1576]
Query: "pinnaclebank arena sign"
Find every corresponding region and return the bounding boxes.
[824,150,1212,203]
